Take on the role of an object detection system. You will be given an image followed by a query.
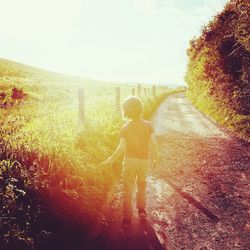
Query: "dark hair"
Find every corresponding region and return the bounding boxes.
[122,96,143,120]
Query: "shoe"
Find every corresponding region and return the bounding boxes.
[122,218,131,228]
[138,208,147,218]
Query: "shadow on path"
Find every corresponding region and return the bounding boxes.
[164,177,220,223]
[91,218,165,250]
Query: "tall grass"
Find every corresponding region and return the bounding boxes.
[0,63,182,249]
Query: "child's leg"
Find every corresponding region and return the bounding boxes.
[123,157,136,219]
[136,159,150,210]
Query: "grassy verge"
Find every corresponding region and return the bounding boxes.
[186,78,250,142]
[0,59,183,249]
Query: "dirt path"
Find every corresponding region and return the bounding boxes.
[90,93,250,250]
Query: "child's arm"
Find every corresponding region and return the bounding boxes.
[104,138,126,165]
[149,133,159,168]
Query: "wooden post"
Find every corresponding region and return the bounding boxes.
[115,87,120,113]
[132,88,135,95]
[152,85,156,97]
[78,89,85,123]
[144,87,147,95]
[137,84,141,96]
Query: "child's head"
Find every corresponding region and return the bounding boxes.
[122,96,143,120]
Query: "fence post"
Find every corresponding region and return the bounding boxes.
[115,87,120,113]
[144,87,147,95]
[137,84,141,96]
[152,85,156,97]
[78,89,85,123]
[132,88,135,95]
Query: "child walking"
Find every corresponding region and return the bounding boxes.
[104,96,159,228]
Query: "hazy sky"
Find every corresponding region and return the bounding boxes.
[0,0,228,85]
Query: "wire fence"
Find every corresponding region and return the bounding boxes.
[78,84,167,123]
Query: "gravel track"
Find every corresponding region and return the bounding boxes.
[90,93,250,250]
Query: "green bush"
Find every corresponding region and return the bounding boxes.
[185,0,250,141]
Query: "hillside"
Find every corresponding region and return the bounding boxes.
[0,58,139,111]
[0,58,181,250]
[0,58,109,88]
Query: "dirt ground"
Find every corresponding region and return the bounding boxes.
[89,93,250,250]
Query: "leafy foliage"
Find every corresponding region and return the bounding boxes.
[0,87,27,108]
[185,0,250,140]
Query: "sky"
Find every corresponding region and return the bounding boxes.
[0,0,228,86]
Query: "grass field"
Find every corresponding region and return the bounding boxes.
[0,58,183,249]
